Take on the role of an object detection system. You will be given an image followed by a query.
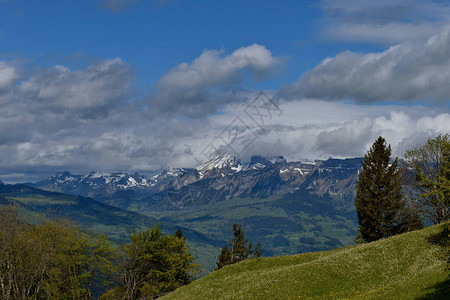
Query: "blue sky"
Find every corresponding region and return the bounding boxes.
[0,0,449,182]
[0,0,380,89]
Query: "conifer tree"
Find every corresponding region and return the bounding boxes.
[174,228,184,240]
[216,246,232,269]
[229,224,252,262]
[216,224,260,269]
[253,241,263,258]
[355,137,422,243]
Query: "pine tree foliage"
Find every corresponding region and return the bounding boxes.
[355,137,423,243]
[216,246,232,269]
[216,224,261,269]
[174,228,184,240]
[253,241,263,258]
[230,224,251,262]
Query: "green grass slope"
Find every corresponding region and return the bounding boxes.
[163,222,449,300]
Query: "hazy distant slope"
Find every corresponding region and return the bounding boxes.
[0,184,222,271]
[162,222,449,300]
[0,183,160,242]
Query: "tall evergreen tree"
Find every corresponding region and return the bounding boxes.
[229,224,252,262]
[355,137,422,243]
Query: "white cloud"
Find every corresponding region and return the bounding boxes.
[152,44,284,117]
[0,61,19,90]
[168,100,450,167]
[1,78,449,182]
[324,23,441,45]
[158,44,281,90]
[280,26,450,104]
[19,58,133,116]
[0,44,448,182]
[320,0,450,44]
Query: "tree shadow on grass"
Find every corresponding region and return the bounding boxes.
[415,224,449,300]
[415,278,449,300]
[427,224,449,248]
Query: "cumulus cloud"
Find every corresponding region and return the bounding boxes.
[158,44,281,90]
[1,81,449,182]
[168,100,449,168]
[279,26,450,103]
[320,0,450,44]
[0,45,285,181]
[0,44,448,183]
[152,44,284,117]
[0,61,20,91]
[19,58,133,117]
[0,58,140,181]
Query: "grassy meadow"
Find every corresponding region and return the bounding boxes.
[162,222,449,299]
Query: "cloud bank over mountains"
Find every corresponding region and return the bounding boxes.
[0,1,449,182]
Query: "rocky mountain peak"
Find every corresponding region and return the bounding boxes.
[157,168,187,178]
[196,153,242,179]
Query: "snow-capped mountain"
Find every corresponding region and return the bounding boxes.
[146,156,363,210]
[195,154,288,179]
[31,155,363,212]
[31,171,155,198]
[32,154,272,197]
[196,153,243,179]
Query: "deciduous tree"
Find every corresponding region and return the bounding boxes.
[405,134,450,223]
[0,205,118,299]
[121,225,199,299]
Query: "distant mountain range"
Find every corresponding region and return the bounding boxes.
[17,154,365,270]
[30,154,363,212]
[30,154,288,200]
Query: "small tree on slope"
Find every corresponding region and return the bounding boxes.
[355,136,423,243]
[216,224,261,269]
